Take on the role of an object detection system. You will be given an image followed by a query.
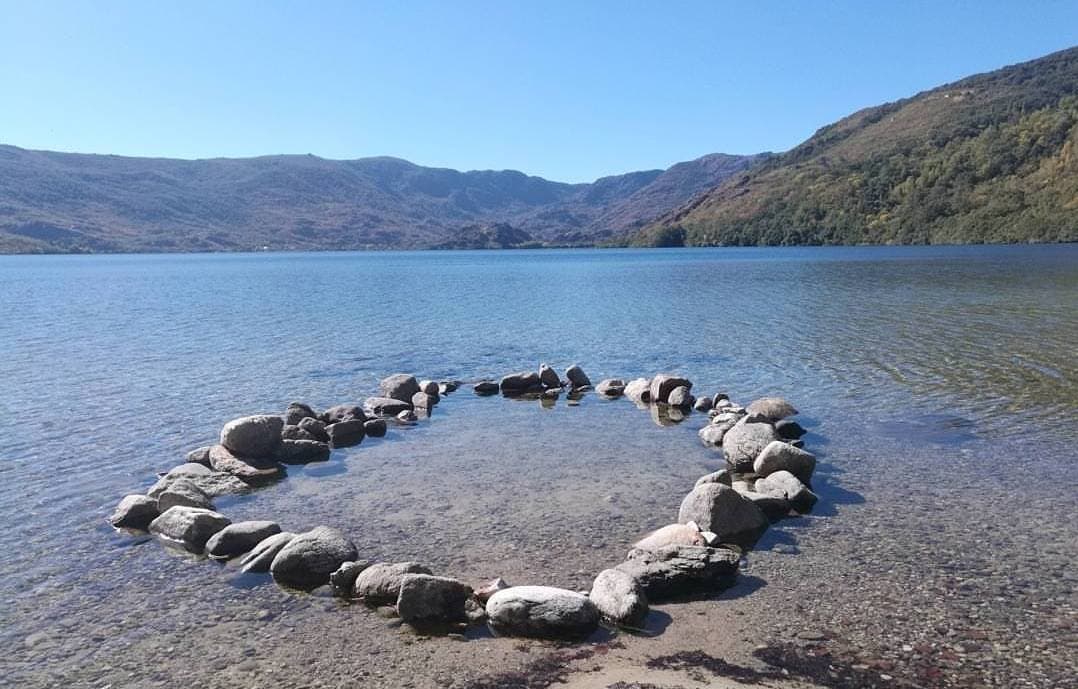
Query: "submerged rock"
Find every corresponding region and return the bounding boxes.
[109,494,159,530]
[205,520,282,559]
[380,374,421,403]
[270,526,358,589]
[590,568,648,627]
[746,397,798,421]
[677,482,769,549]
[754,440,816,483]
[397,574,472,626]
[219,415,283,459]
[486,586,599,640]
[149,506,231,553]
[756,470,818,513]
[353,562,433,604]
[276,439,331,464]
[564,364,591,389]
[240,532,296,573]
[615,544,739,598]
[721,419,780,471]
[649,374,692,404]
[474,381,499,395]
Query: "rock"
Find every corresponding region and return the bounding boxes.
[589,569,648,627]
[330,561,371,596]
[474,577,510,602]
[739,490,791,519]
[276,439,331,464]
[411,391,437,409]
[270,526,359,589]
[397,574,473,626]
[465,597,487,624]
[281,424,318,441]
[205,520,282,559]
[364,397,413,417]
[698,424,728,447]
[109,494,159,530]
[754,440,817,483]
[156,478,214,512]
[147,465,249,499]
[321,404,366,424]
[564,364,591,389]
[437,381,459,395]
[677,483,770,549]
[538,363,562,388]
[756,470,818,513]
[713,393,730,406]
[667,386,694,408]
[486,586,599,640]
[363,418,387,438]
[775,418,807,440]
[418,380,440,396]
[240,532,296,573]
[284,402,318,425]
[208,444,283,482]
[353,562,433,604]
[396,409,418,423]
[693,396,713,412]
[595,378,625,396]
[185,446,213,466]
[615,545,739,598]
[297,417,329,441]
[219,414,283,458]
[380,374,421,403]
[633,523,707,551]
[649,374,692,404]
[474,381,499,395]
[326,419,366,448]
[746,397,798,421]
[721,419,780,472]
[694,469,732,488]
[499,371,541,394]
[148,506,231,552]
[624,378,652,404]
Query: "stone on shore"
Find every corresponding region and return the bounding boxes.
[240,532,296,573]
[284,402,318,425]
[474,381,499,395]
[380,374,421,403]
[220,415,283,459]
[538,363,562,388]
[649,374,692,404]
[667,386,694,408]
[205,520,282,559]
[276,439,331,464]
[754,440,817,483]
[615,544,739,598]
[353,562,433,604]
[364,397,413,417]
[326,419,366,448]
[590,569,648,627]
[746,397,798,421]
[109,494,160,530]
[321,404,366,424]
[624,378,652,404]
[363,418,387,438]
[564,364,591,389]
[595,378,625,396]
[270,526,359,589]
[678,482,769,549]
[721,419,780,471]
[330,561,371,596]
[185,446,213,466]
[397,574,473,626]
[694,468,732,488]
[486,586,599,640]
[633,523,707,551]
[156,478,214,512]
[499,371,541,394]
[149,506,231,553]
[756,470,819,513]
[208,444,283,482]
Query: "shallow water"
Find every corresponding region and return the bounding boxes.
[0,245,1075,688]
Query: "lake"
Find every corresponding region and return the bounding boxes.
[1,245,1075,688]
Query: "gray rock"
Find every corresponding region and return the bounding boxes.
[677,482,770,549]
[465,597,487,625]
[270,526,359,589]
[147,465,249,499]
[353,562,433,604]
[694,468,732,488]
[755,470,818,513]
[411,391,437,409]
[564,364,591,389]
[276,439,331,464]
[240,532,296,573]
[219,414,283,458]
[109,494,159,530]
[538,363,562,388]
[205,520,282,559]
[397,574,473,625]
[418,380,440,396]
[297,417,330,442]
[326,419,366,448]
[721,419,780,472]
[474,381,499,395]
[712,393,730,406]
[624,378,652,404]
[615,544,739,598]
[148,506,231,552]
[754,440,817,483]
[589,568,648,627]
[437,381,459,395]
[499,371,541,394]
[156,478,214,512]
[698,424,728,447]
[775,418,807,440]
[281,424,318,441]
[185,446,213,466]
[321,404,366,424]
[380,374,421,403]
[363,418,387,438]
[486,586,599,640]
[364,397,413,417]
[330,561,371,596]
[667,386,694,408]
[284,402,318,425]
[208,444,283,482]
[738,490,792,519]
[649,374,692,404]
[746,396,798,421]
[633,523,707,551]
[396,409,418,423]
[693,396,713,412]
[595,378,625,396]
[475,577,511,602]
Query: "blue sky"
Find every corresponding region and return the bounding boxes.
[2,1,1077,182]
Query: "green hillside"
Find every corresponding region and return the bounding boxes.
[632,46,1078,246]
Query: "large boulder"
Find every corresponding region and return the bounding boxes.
[321,404,366,424]
[396,574,473,626]
[147,464,249,499]
[746,397,798,421]
[721,419,780,471]
[363,418,387,438]
[595,378,625,397]
[649,374,692,404]
[380,374,421,403]
[208,444,283,482]
[474,381,500,395]
[156,478,214,512]
[205,520,282,559]
[754,441,816,483]
[148,506,231,553]
[364,397,413,417]
[109,494,159,530]
[756,471,818,513]
[326,419,366,448]
[276,439,331,464]
[590,569,648,627]
[633,523,707,551]
[624,378,652,404]
[615,545,739,598]
[270,526,358,589]
[240,532,296,573]
[564,364,591,389]
[353,562,433,604]
[486,586,599,640]
[677,483,769,549]
[284,402,318,425]
[538,363,562,389]
[499,371,541,394]
[219,415,283,458]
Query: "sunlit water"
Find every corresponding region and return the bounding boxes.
[0,246,1075,687]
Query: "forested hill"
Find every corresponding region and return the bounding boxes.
[631,46,1078,247]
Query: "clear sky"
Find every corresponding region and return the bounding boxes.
[2,1,1077,182]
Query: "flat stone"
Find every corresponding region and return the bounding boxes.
[616,544,739,598]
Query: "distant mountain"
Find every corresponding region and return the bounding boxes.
[0,146,759,253]
[431,222,539,250]
[631,46,1078,247]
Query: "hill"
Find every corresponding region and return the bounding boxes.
[631,46,1078,247]
[0,146,758,253]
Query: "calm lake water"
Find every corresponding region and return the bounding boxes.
[1,246,1075,688]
